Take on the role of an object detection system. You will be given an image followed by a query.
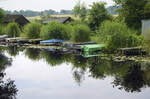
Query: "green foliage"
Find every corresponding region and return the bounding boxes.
[97,21,143,51]
[113,0,150,31]
[40,21,71,40]
[67,20,87,26]
[73,0,87,21]
[0,8,5,23]
[22,23,42,39]
[73,0,81,17]
[6,22,20,37]
[144,1,150,19]
[72,24,91,42]
[0,25,6,35]
[88,2,111,30]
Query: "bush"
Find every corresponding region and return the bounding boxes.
[40,21,71,40]
[97,21,143,51]
[0,25,6,35]
[6,22,20,37]
[67,20,88,26]
[72,24,91,42]
[22,23,42,39]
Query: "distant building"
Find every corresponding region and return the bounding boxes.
[42,17,72,24]
[142,19,150,40]
[3,14,30,26]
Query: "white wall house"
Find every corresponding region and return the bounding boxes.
[142,20,150,40]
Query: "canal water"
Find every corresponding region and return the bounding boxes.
[0,46,150,99]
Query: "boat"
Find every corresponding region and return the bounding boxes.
[40,39,65,46]
[81,44,105,52]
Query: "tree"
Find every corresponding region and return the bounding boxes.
[97,21,143,51]
[23,23,42,39]
[0,8,5,23]
[0,25,5,35]
[144,1,150,19]
[72,24,91,42]
[73,0,87,21]
[88,2,111,31]
[113,0,150,32]
[6,22,20,37]
[40,21,71,40]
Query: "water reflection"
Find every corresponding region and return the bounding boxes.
[25,48,41,61]
[40,50,71,66]
[0,53,18,99]
[112,62,150,93]
[6,46,20,57]
[1,46,150,95]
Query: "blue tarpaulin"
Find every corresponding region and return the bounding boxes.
[40,39,65,44]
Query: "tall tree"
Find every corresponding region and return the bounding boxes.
[0,8,5,23]
[88,2,111,31]
[73,0,87,21]
[113,0,150,32]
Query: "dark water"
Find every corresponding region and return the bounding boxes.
[0,46,150,99]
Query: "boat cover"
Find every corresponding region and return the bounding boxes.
[40,39,65,44]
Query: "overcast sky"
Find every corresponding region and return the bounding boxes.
[0,0,114,11]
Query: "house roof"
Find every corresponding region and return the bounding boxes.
[3,14,30,26]
[42,17,72,24]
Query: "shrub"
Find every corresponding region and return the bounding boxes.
[97,21,143,51]
[40,21,71,40]
[0,25,6,35]
[6,22,20,37]
[23,23,42,39]
[72,24,91,42]
[67,20,88,26]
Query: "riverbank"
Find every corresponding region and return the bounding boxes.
[0,42,150,64]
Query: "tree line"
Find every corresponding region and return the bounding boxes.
[5,9,73,17]
[4,6,119,17]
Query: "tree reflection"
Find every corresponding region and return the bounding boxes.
[71,55,88,70]
[0,53,12,72]
[67,55,89,85]
[88,57,112,79]
[0,53,18,99]
[0,73,18,99]
[25,48,41,61]
[41,50,71,66]
[73,69,85,86]
[112,63,146,92]
[6,46,20,57]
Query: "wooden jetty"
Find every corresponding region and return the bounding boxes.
[117,47,147,56]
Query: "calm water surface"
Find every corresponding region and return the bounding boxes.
[0,46,150,99]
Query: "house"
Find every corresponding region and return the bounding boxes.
[42,17,72,24]
[3,14,30,26]
[142,19,150,40]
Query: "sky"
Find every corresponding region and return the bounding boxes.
[0,0,114,11]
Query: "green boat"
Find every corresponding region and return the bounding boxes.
[82,51,103,58]
[81,44,105,52]
[81,44,105,58]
